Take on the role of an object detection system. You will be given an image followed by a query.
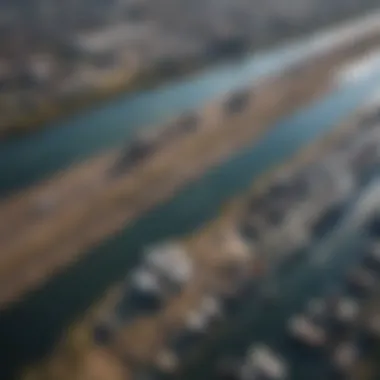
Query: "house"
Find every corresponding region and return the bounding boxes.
[144,241,194,293]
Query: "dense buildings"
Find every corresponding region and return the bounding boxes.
[0,0,379,137]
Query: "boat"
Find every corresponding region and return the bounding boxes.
[287,314,327,348]
[240,344,288,380]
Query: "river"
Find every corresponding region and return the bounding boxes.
[2,20,380,380]
[1,10,380,197]
[1,69,380,379]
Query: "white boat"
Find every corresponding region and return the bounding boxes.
[287,314,327,347]
[241,345,288,380]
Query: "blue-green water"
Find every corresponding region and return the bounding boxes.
[2,17,380,377]
[0,30,355,197]
[1,68,380,379]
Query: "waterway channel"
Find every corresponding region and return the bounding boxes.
[1,10,380,196]
[1,68,380,380]
[2,26,380,380]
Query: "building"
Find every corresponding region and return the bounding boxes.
[144,241,194,292]
[241,345,288,380]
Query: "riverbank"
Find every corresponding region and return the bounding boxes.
[4,74,380,380]
[21,80,380,380]
[4,10,380,199]
[3,30,380,309]
[2,8,380,141]
[0,56,200,141]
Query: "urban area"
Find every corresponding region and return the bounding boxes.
[22,86,380,380]
[0,0,379,137]
[1,2,380,380]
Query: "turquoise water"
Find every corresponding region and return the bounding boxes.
[1,69,380,379]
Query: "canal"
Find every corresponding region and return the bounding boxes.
[2,17,380,380]
[1,67,380,379]
[1,10,379,196]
